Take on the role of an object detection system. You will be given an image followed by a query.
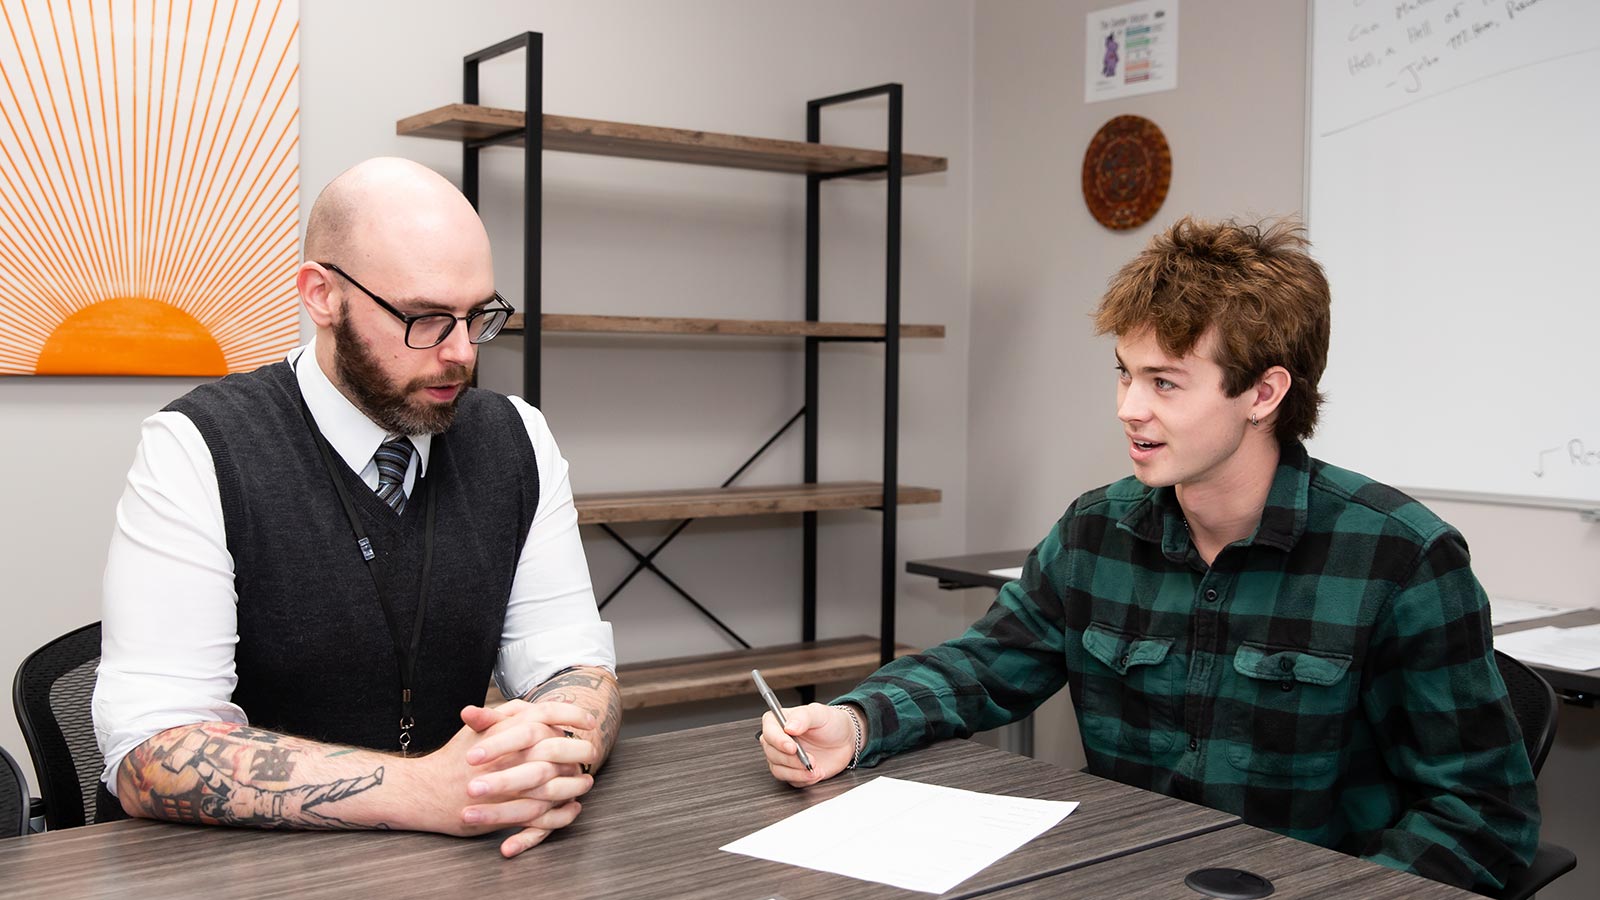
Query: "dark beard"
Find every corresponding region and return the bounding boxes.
[332,313,471,435]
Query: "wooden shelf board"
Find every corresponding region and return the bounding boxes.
[574,482,940,525]
[505,313,943,339]
[397,104,947,178]
[616,636,916,709]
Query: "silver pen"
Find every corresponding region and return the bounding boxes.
[752,669,813,771]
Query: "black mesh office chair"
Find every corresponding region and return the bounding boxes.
[1,744,29,838]
[12,622,108,830]
[1488,650,1577,900]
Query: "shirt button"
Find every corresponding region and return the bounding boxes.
[1280,680,1294,692]
[1188,737,1199,751]
[1120,654,1130,668]
[1278,657,1294,672]
[1204,589,1218,602]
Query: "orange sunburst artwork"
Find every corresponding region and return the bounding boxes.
[0,0,299,376]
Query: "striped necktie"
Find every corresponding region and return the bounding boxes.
[373,437,414,514]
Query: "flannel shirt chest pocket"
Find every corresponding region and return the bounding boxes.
[1222,642,1356,778]
[1079,623,1181,756]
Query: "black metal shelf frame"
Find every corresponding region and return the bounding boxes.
[455,32,909,681]
[807,84,903,668]
[462,32,543,406]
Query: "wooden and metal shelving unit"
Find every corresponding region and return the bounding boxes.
[402,32,946,707]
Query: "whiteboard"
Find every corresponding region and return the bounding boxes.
[1305,0,1600,504]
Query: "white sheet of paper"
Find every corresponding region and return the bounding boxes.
[720,777,1077,894]
[987,566,1023,580]
[1495,624,1600,672]
[1490,597,1575,627]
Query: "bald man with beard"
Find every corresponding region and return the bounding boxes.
[93,158,620,857]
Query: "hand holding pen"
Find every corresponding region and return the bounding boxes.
[753,670,863,787]
[753,669,813,771]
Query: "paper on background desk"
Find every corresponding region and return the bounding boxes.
[721,777,1077,894]
[987,566,1023,580]
[1490,597,1578,627]
[1495,624,1600,671]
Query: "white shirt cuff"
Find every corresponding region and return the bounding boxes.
[493,622,617,700]
[94,700,248,796]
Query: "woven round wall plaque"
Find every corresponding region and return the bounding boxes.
[1081,115,1171,230]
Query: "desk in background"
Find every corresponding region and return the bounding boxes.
[906,549,1027,592]
[1495,608,1600,703]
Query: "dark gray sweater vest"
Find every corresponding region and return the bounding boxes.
[165,360,539,754]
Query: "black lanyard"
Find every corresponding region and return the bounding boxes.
[292,360,437,755]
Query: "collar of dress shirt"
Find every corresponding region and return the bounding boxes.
[289,340,432,477]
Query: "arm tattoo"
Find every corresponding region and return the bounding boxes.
[118,723,386,830]
[525,667,623,762]
[526,667,607,701]
[250,747,296,782]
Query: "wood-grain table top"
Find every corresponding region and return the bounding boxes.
[0,719,1238,899]
[982,820,1480,900]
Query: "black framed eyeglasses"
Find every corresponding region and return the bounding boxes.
[318,261,515,350]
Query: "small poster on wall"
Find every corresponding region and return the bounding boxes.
[1085,0,1179,103]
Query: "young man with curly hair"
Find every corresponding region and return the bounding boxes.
[758,217,1540,893]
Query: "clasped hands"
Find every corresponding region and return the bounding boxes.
[419,699,598,858]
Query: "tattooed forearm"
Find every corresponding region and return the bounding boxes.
[250,747,297,782]
[525,666,607,700]
[116,722,387,830]
[525,666,622,768]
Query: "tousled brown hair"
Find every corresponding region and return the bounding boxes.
[1093,217,1330,443]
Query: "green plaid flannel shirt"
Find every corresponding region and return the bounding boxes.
[837,442,1540,892]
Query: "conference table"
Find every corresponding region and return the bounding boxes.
[909,549,1600,701]
[983,822,1476,900]
[0,719,1478,899]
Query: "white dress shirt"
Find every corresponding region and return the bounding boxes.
[93,342,615,792]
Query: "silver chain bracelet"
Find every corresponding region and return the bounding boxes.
[831,704,864,769]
